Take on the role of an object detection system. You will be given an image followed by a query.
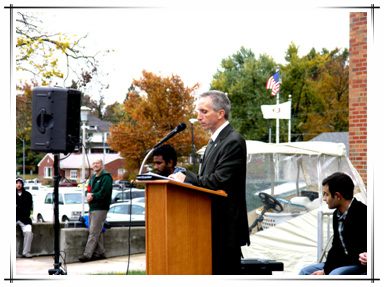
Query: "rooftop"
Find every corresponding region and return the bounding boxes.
[309,132,349,156]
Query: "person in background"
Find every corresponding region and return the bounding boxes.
[299,172,367,275]
[153,144,186,176]
[16,178,34,258]
[78,159,113,262]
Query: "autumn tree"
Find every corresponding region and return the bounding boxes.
[16,12,103,86]
[16,81,45,173]
[302,48,349,137]
[16,12,108,171]
[282,43,349,140]
[108,70,209,175]
[103,102,127,124]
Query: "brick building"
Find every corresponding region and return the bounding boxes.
[349,12,367,185]
[37,153,126,182]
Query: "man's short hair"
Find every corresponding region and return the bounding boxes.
[93,159,103,165]
[153,144,177,167]
[200,90,231,120]
[322,172,354,200]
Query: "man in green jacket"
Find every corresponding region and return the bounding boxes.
[79,159,113,262]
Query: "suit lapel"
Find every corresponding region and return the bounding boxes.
[200,124,233,175]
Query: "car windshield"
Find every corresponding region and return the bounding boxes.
[64,193,83,204]
[44,193,82,204]
[110,204,145,215]
[45,193,63,204]
[111,190,120,199]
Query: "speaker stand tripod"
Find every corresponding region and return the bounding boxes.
[48,154,67,275]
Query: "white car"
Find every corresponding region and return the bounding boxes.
[131,197,145,206]
[106,202,145,222]
[34,187,89,222]
[110,188,145,203]
[24,184,48,197]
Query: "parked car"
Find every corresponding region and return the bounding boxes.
[77,179,89,188]
[114,180,136,189]
[106,202,145,222]
[25,178,39,184]
[131,197,145,206]
[111,188,145,203]
[24,184,48,197]
[112,183,123,190]
[34,187,89,222]
[59,178,78,187]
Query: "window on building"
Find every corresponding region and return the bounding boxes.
[118,169,126,175]
[70,170,78,180]
[44,167,52,178]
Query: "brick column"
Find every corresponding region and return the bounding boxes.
[349,12,367,186]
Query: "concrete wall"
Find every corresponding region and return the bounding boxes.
[17,223,146,263]
[61,226,146,263]
[16,222,63,256]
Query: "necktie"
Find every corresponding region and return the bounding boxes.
[204,139,214,159]
[199,139,213,175]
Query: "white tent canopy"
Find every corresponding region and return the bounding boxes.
[246,140,347,157]
[206,140,368,275]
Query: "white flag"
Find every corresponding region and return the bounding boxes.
[261,101,291,119]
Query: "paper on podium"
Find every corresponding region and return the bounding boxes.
[136,172,182,182]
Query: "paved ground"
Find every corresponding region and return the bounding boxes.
[15,253,146,275]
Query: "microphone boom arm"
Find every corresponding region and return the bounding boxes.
[139,148,155,175]
[138,122,186,175]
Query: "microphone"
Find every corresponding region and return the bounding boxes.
[153,122,187,149]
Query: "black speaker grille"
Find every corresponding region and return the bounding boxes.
[31,86,81,153]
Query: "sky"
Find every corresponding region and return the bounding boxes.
[9,0,358,105]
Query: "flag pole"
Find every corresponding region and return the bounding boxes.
[276,66,280,144]
[268,119,271,143]
[288,94,292,142]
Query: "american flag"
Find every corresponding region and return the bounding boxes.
[266,71,280,96]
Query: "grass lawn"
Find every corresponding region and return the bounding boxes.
[91,270,146,275]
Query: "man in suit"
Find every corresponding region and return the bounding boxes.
[170,90,250,275]
[299,172,367,275]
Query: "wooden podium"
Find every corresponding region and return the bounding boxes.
[138,180,227,275]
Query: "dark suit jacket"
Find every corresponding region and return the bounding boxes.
[185,123,250,248]
[324,198,367,274]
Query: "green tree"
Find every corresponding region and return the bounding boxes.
[210,46,278,140]
[211,44,349,142]
[103,102,127,124]
[282,43,349,140]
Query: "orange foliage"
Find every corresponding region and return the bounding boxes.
[108,70,210,173]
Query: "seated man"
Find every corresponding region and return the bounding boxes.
[153,144,186,176]
[299,172,367,275]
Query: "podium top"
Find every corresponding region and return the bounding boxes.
[136,180,227,197]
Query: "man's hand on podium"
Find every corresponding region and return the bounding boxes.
[169,172,186,182]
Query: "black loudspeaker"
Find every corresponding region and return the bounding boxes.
[31,86,81,153]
